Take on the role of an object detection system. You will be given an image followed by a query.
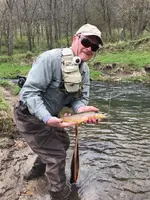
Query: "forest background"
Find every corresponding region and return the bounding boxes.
[0,0,150,83]
[0,0,150,85]
[0,0,150,54]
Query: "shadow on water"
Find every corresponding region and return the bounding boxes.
[68,82,150,200]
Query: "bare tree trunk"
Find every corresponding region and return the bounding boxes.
[6,0,15,56]
[48,0,53,49]
[135,0,150,38]
[53,0,59,46]
[120,25,126,41]
[8,15,13,55]
[27,23,32,51]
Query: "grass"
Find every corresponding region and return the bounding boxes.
[94,50,150,68]
[0,63,30,78]
[0,80,13,88]
[0,80,21,95]
[0,88,13,133]
[0,37,150,81]
[90,70,102,80]
[0,97,9,111]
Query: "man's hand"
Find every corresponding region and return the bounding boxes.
[46,116,76,128]
[77,106,99,113]
[77,106,99,124]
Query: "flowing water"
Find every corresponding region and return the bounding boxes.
[68,82,150,200]
[1,81,150,200]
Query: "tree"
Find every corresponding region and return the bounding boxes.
[4,0,15,55]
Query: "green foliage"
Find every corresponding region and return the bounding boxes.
[25,51,33,59]
[55,36,72,48]
[14,36,28,50]
[0,55,13,64]
[0,80,13,88]
[12,85,21,95]
[0,80,20,95]
[12,52,35,64]
[90,70,101,80]
[94,50,150,69]
[0,97,9,111]
[0,89,13,133]
[0,63,30,78]
[0,116,13,133]
[104,37,150,52]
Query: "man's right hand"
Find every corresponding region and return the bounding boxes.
[46,116,76,128]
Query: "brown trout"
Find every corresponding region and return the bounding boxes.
[62,111,107,183]
[62,111,107,124]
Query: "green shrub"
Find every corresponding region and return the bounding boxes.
[25,51,33,59]
[12,85,21,95]
[0,55,13,64]
[0,89,13,133]
[14,36,28,49]
[0,80,13,88]
[0,63,30,78]
[0,97,9,111]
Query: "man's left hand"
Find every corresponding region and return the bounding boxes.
[77,106,99,124]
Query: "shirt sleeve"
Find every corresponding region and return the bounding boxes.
[19,51,54,121]
[71,62,90,113]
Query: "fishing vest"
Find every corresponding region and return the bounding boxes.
[61,48,82,93]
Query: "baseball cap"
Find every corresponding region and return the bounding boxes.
[76,24,103,46]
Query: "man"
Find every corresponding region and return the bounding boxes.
[14,24,103,200]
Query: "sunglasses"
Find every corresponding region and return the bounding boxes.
[79,36,100,52]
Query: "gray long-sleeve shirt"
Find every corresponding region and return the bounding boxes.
[19,48,90,122]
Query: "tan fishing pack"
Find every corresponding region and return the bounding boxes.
[61,48,82,93]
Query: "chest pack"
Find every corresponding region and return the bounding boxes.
[61,48,82,93]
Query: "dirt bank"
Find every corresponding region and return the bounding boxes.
[0,87,77,200]
[92,62,150,83]
[0,88,50,200]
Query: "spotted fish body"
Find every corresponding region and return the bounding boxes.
[62,111,107,124]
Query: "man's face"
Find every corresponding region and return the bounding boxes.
[72,34,100,61]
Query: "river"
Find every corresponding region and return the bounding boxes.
[68,81,150,200]
[1,81,150,200]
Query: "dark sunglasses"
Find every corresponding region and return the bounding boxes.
[79,36,100,52]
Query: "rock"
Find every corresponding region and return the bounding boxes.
[102,63,117,71]
[144,65,150,73]
[93,62,101,70]
[132,68,146,77]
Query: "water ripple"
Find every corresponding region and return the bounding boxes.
[68,82,150,200]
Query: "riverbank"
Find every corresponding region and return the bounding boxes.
[89,37,150,83]
[1,37,150,84]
